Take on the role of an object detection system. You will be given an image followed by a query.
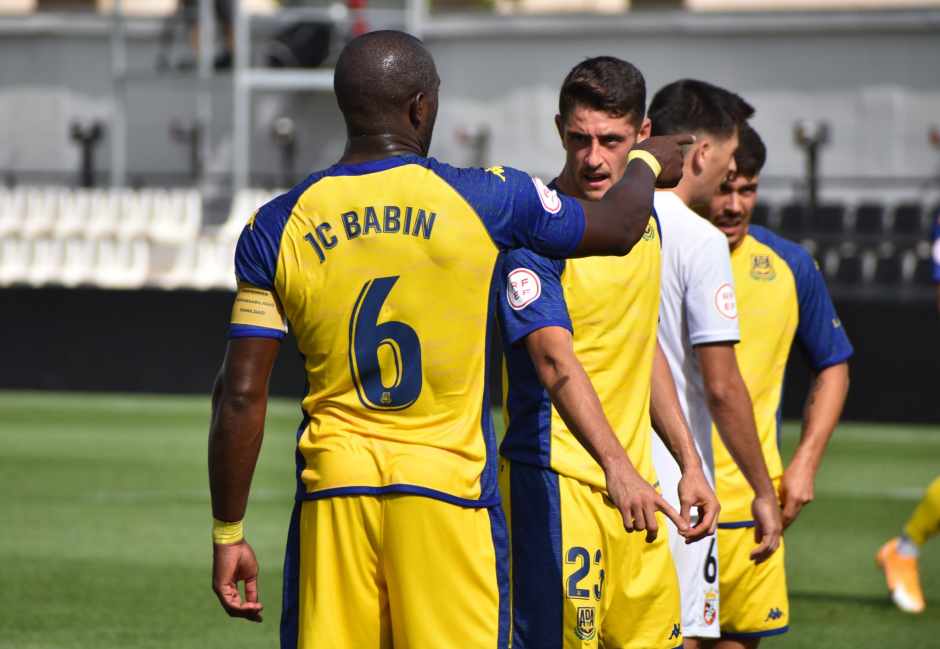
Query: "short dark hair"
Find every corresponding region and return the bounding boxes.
[559,56,646,127]
[734,123,767,178]
[648,79,753,139]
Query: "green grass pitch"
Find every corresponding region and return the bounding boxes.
[2,391,938,648]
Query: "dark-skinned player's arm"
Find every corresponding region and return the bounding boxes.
[649,341,720,543]
[780,361,849,529]
[208,336,281,623]
[695,342,782,563]
[573,134,693,257]
[524,326,688,543]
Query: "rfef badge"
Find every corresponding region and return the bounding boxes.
[703,590,719,626]
[575,606,596,641]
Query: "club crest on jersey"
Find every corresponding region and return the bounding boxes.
[714,283,738,319]
[532,177,562,214]
[575,606,596,641]
[703,590,719,626]
[750,254,776,281]
[507,268,541,311]
[642,222,655,241]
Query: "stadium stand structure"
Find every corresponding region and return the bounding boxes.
[0,186,280,290]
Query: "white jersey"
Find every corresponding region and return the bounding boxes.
[651,190,740,638]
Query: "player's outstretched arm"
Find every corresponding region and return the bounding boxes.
[574,134,692,257]
[208,337,280,623]
[524,326,688,542]
[781,361,849,530]
[696,342,782,563]
[649,342,719,543]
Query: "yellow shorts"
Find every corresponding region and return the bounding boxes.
[280,495,509,649]
[501,460,682,649]
[717,525,789,639]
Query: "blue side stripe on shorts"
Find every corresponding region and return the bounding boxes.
[717,520,756,529]
[509,462,563,649]
[488,506,511,649]
[279,501,302,649]
[722,625,789,639]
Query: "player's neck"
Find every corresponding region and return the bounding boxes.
[670,181,694,208]
[339,134,425,165]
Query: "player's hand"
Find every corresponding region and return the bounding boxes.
[605,461,688,543]
[749,493,783,564]
[780,457,815,530]
[631,134,695,188]
[677,467,720,544]
[212,540,263,622]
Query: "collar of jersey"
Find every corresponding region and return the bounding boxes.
[328,154,425,177]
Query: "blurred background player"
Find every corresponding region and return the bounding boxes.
[877,476,940,613]
[208,30,692,649]
[497,56,717,649]
[705,123,853,646]
[648,80,783,649]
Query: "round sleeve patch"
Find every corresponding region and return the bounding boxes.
[532,177,562,214]
[507,267,542,311]
[714,283,738,320]
[932,237,940,265]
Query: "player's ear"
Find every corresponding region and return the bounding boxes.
[692,139,708,174]
[554,114,565,144]
[637,117,652,143]
[409,93,425,130]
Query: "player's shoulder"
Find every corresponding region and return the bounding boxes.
[425,158,535,197]
[249,167,334,234]
[502,246,566,276]
[654,192,721,240]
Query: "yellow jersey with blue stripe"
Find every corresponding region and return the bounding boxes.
[712,225,853,523]
[498,213,662,489]
[230,154,586,507]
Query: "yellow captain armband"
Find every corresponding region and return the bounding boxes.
[212,518,245,545]
[627,150,662,180]
[231,283,288,333]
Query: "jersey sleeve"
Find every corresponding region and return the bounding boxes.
[497,248,571,346]
[932,209,940,283]
[685,233,741,346]
[791,248,854,370]
[229,194,293,340]
[428,161,586,258]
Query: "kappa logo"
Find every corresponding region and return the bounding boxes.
[766,607,784,621]
[714,283,738,320]
[668,623,681,640]
[832,317,842,328]
[485,165,506,182]
[575,606,596,641]
[750,254,776,281]
[703,590,719,626]
[507,267,541,311]
[532,177,562,214]
[247,211,258,231]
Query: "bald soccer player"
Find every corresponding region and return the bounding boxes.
[207,31,691,649]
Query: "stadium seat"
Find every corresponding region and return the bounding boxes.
[27,238,64,287]
[854,202,884,235]
[87,190,121,239]
[893,203,923,235]
[55,191,91,238]
[150,189,201,244]
[21,188,59,239]
[152,240,197,290]
[810,204,845,234]
[913,255,935,286]
[0,188,23,237]
[0,237,30,285]
[874,254,903,285]
[61,238,96,287]
[217,189,279,241]
[94,238,150,289]
[116,190,152,241]
[750,202,770,227]
[778,203,806,238]
[834,253,863,286]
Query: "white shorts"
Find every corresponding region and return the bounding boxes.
[652,433,721,639]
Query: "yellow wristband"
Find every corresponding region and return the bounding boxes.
[627,150,662,179]
[212,518,244,545]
